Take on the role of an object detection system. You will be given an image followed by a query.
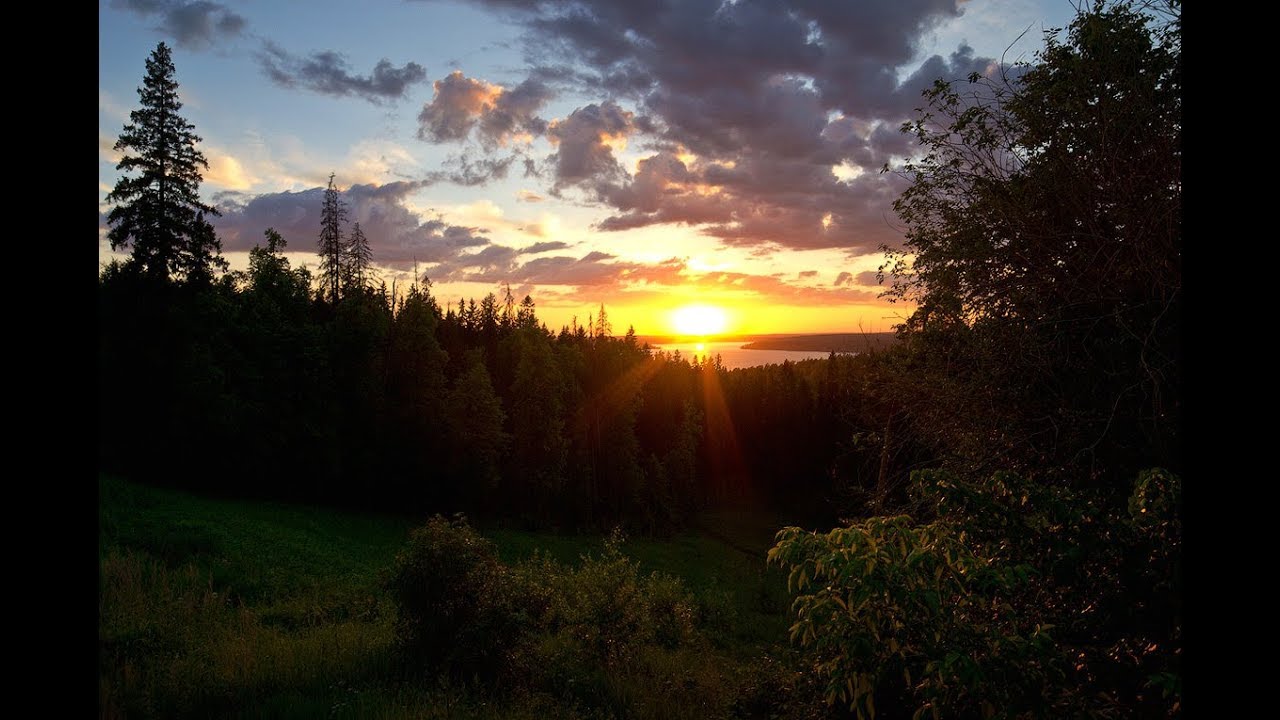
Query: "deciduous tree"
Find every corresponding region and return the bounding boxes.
[882,0,1181,481]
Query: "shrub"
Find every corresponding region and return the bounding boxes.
[532,531,700,665]
[770,468,1182,719]
[388,520,711,712]
[386,515,532,679]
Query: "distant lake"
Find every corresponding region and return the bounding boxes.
[648,341,842,370]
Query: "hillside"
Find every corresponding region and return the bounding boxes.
[98,475,822,719]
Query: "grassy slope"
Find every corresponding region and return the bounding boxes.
[99,475,810,719]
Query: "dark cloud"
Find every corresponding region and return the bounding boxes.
[418,72,500,141]
[213,182,600,287]
[468,252,624,286]
[798,270,818,279]
[521,241,571,254]
[595,149,912,253]
[855,270,882,286]
[547,101,634,192]
[209,176,894,304]
[480,78,554,145]
[442,0,1003,255]
[212,181,490,267]
[423,152,519,186]
[593,150,731,231]
[417,72,553,146]
[542,259,882,307]
[258,42,426,103]
[834,271,853,286]
[113,0,246,50]
[452,247,880,307]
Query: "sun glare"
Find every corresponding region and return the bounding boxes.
[671,305,728,337]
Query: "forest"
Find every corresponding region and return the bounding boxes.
[99,2,1180,718]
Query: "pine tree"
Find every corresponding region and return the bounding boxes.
[594,303,611,338]
[106,42,225,281]
[501,282,516,329]
[343,221,372,297]
[516,295,538,329]
[317,173,347,302]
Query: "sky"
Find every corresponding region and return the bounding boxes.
[98,0,1077,336]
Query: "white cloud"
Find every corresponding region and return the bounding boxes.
[204,148,260,191]
[345,139,420,186]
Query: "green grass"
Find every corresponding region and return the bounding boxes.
[99,474,413,606]
[488,511,793,650]
[98,475,822,719]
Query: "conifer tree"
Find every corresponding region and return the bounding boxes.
[317,173,347,302]
[343,221,372,297]
[106,42,225,281]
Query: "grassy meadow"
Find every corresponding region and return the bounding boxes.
[98,475,830,719]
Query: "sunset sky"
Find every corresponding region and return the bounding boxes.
[98,0,1074,336]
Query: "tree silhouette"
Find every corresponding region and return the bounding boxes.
[343,221,372,297]
[883,1,1181,481]
[317,173,347,302]
[106,42,225,282]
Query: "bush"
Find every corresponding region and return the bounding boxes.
[521,531,700,668]
[769,468,1182,719]
[388,520,710,712]
[386,515,534,679]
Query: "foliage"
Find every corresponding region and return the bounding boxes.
[770,468,1181,718]
[881,0,1181,482]
[382,516,797,717]
[103,208,900,530]
[445,354,510,507]
[106,42,226,283]
[385,515,532,679]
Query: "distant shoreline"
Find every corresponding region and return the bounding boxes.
[739,333,898,353]
[637,332,898,353]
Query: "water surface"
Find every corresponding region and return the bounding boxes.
[648,341,842,370]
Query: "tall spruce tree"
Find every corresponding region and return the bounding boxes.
[106,42,225,281]
[318,173,347,302]
[343,221,372,297]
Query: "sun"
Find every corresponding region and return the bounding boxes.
[671,305,728,337]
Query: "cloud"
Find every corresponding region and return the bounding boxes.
[208,174,900,306]
[100,133,123,165]
[521,241,570,254]
[546,101,635,192]
[799,270,818,279]
[834,271,853,286]
[479,78,554,145]
[855,270,882,286]
[422,152,518,186]
[203,148,258,190]
[258,42,426,103]
[516,189,545,202]
[112,0,246,50]
[445,0,1005,255]
[418,72,502,142]
[447,245,882,307]
[211,181,490,267]
[417,71,553,146]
